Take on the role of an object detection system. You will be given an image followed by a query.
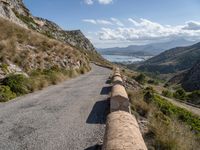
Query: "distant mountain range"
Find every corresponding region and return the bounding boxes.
[137,42,200,74]
[98,38,197,56]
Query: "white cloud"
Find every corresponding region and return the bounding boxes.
[128,18,140,26]
[82,19,97,24]
[98,0,113,5]
[84,0,113,5]
[83,19,113,25]
[97,19,113,25]
[111,18,124,26]
[98,18,200,42]
[183,21,200,30]
[82,18,125,26]
[84,0,94,5]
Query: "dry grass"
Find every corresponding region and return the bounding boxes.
[128,89,150,118]
[148,106,200,150]
[0,17,89,72]
[0,17,91,100]
[128,88,200,150]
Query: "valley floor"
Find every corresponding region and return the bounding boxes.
[0,64,111,150]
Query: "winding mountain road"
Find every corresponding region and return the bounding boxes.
[0,64,112,150]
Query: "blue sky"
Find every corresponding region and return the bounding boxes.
[24,0,200,48]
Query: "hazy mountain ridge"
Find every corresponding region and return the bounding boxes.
[137,42,200,74]
[98,38,197,56]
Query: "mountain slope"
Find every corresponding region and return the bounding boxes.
[0,0,95,52]
[137,42,200,74]
[181,60,200,91]
[98,38,196,56]
[0,17,90,79]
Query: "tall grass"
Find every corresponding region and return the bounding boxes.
[0,17,91,101]
[128,88,200,149]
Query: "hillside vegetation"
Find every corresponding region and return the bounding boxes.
[0,17,91,102]
[128,87,200,150]
[181,60,200,91]
[137,42,200,74]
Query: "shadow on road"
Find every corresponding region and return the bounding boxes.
[84,144,102,150]
[86,99,110,124]
[100,86,112,95]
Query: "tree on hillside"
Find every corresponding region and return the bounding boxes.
[135,73,146,85]
[173,88,187,100]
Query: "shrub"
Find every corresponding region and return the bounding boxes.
[162,90,173,98]
[144,87,155,104]
[149,112,198,150]
[134,100,150,117]
[128,89,150,117]
[173,88,187,100]
[0,85,16,102]
[78,66,88,74]
[148,79,159,85]
[2,74,30,96]
[135,73,146,84]
[0,63,9,73]
[153,95,200,133]
[43,69,65,85]
[187,90,200,104]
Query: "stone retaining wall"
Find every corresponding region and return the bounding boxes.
[102,68,147,150]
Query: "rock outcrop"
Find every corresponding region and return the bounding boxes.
[0,0,96,52]
[0,0,27,28]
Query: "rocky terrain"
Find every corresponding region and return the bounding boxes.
[0,0,107,79]
[0,18,90,79]
[0,0,96,52]
[0,0,28,28]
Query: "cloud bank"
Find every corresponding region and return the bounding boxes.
[98,18,200,42]
[84,0,113,5]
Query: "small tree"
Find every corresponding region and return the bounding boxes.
[144,87,155,103]
[0,86,16,102]
[162,90,173,98]
[173,88,187,100]
[187,90,200,104]
[2,74,30,96]
[135,73,146,84]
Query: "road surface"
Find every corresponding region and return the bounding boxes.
[0,64,112,150]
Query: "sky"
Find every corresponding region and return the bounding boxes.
[23,0,200,48]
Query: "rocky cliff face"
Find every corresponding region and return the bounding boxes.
[0,0,27,28]
[0,0,96,52]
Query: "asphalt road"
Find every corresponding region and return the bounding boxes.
[0,64,112,150]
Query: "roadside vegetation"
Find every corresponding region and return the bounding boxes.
[0,18,92,102]
[161,88,200,106]
[0,66,90,102]
[128,86,200,150]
